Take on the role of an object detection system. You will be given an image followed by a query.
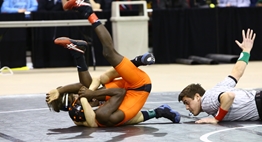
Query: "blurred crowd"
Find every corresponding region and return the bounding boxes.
[0,0,262,14]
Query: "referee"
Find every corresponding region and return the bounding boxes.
[178,29,262,124]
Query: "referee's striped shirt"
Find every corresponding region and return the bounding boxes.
[201,76,259,121]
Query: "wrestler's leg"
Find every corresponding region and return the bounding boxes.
[100,53,155,84]
[63,0,152,85]
[124,104,181,125]
[91,17,154,67]
[94,24,123,67]
[54,37,92,88]
[93,24,152,86]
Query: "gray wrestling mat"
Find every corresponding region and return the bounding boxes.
[0,92,261,142]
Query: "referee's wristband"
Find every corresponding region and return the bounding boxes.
[215,107,228,121]
[238,52,250,64]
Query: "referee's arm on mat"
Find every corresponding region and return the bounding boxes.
[195,92,235,124]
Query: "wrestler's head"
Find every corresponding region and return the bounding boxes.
[48,93,76,112]
[47,92,86,122]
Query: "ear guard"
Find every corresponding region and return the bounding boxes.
[68,97,86,122]
[60,93,69,111]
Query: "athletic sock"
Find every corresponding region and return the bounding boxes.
[141,110,156,121]
[70,51,88,71]
[75,5,93,19]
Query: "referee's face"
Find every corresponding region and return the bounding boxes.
[182,93,201,116]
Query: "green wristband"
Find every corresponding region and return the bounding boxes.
[238,52,250,64]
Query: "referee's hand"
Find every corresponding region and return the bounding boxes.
[195,117,219,124]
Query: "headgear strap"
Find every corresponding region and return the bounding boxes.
[60,93,69,111]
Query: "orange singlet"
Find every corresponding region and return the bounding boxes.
[97,57,152,126]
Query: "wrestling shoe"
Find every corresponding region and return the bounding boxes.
[54,37,87,53]
[63,0,91,10]
[155,104,181,123]
[141,53,155,65]
[63,0,94,19]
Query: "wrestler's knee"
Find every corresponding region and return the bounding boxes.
[100,74,111,84]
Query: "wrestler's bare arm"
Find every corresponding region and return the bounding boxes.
[46,83,83,103]
[79,87,126,101]
[78,97,98,127]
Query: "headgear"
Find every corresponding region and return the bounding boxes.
[60,93,69,111]
[68,97,86,122]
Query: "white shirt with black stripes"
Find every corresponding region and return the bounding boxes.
[201,76,259,121]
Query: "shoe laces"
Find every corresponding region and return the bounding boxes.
[75,0,91,6]
[75,0,84,6]
[67,43,77,50]
[66,43,84,53]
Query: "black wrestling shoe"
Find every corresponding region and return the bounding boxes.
[141,53,155,65]
[155,104,181,123]
[54,37,87,53]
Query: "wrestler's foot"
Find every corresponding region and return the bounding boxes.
[63,0,93,18]
[54,37,87,53]
[141,53,155,65]
[63,0,91,10]
[155,104,181,123]
[131,53,155,67]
